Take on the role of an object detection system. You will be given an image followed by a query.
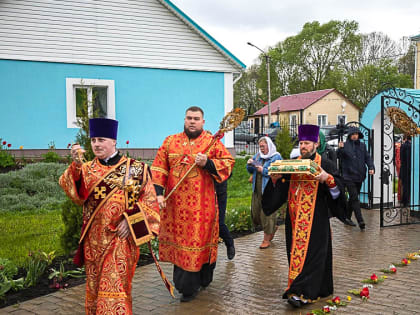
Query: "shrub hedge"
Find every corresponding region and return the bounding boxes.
[0,162,67,211]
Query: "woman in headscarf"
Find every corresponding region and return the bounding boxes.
[246,136,282,249]
[317,131,337,168]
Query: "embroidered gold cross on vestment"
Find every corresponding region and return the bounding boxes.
[94,186,106,199]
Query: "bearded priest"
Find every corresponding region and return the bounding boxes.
[262,124,346,308]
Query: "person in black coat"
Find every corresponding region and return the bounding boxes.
[337,127,375,230]
[400,135,412,207]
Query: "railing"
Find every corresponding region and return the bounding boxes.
[234,123,299,156]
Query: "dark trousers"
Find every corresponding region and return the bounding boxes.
[215,180,234,247]
[173,263,216,296]
[345,181,364,224]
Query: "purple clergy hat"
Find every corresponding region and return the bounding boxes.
[89,118,118,139]
[298,124,320,143]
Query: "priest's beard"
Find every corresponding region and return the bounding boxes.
[301,145,317,159]
[184,126,203,139]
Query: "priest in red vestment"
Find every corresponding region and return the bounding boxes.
[151,106,235,302]
[59,118,160,314]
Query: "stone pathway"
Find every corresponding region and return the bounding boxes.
[2,209,420,314]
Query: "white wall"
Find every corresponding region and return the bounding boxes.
[0,0,239,72]
[224,73,233,148]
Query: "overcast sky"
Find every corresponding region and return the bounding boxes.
[170,0,420,67]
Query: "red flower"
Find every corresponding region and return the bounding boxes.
[332,296,341,304]
[245,145,249,148]
[323,306,331,313]
[360,287,370,299]
[402,258,408,265]
[370,273,378,282]
[126,140,129,145]
[7,143,11,148]
[2,141,6,145]
[390,267,397,273]
[67,143,72,148]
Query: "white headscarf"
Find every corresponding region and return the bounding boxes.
[258,136,279,159]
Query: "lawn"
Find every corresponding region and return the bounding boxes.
[0,159,254,266]
[0,209,64,266]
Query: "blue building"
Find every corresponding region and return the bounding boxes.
[0,0,245,157]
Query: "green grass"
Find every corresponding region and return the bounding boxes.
[0,209,64,266]
[227,158,252,200]
[0,163,68,265]
[225,158,254,231]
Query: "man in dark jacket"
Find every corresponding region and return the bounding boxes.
[215,179,235,260]
[338,127,375,230]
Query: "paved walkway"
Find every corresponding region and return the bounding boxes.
[2,209,420,314]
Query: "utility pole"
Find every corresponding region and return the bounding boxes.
[247,42,271,127]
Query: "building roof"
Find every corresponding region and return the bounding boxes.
[410,34,420,41]
[160,0,246,70]
[253,89,336,116]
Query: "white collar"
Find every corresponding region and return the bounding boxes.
[103,150,118,163]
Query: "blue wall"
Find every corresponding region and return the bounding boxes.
[0,60,224,149]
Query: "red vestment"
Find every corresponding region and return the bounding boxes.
[59,156,159,315]
[151,131,234,272]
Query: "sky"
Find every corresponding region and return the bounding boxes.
[170,0,420,67]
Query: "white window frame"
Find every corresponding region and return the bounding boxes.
[337,114,347,124]
[289,114,297,126]
[317,114,328,126]
[289,114,298,137]
[66,78,115,128]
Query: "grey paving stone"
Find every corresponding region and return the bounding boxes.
[2,209,420,314]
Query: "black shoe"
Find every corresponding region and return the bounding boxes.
[227,245,235,260]
[180,290,198,302]
[287,296,303,308]
[359,222,365,230]
[344,218,356,226]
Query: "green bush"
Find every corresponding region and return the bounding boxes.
[0,139,16,168]
[42,151,61,163]
[0,162,67,211]
[0,258,18,281]
[24,251,49,288]
[275,126,295,160]
[226,206,253,232]
[0,150,15,168]
[60,198,83,255]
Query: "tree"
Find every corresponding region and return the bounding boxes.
[275,125,295,160]
[397,38,416,83]
[234,65,261,116]
[74,87,101,161]
[340,59,413,109]
[234,21,415,115]
[270,20,361,92]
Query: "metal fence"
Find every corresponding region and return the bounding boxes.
[233,122,299,156]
